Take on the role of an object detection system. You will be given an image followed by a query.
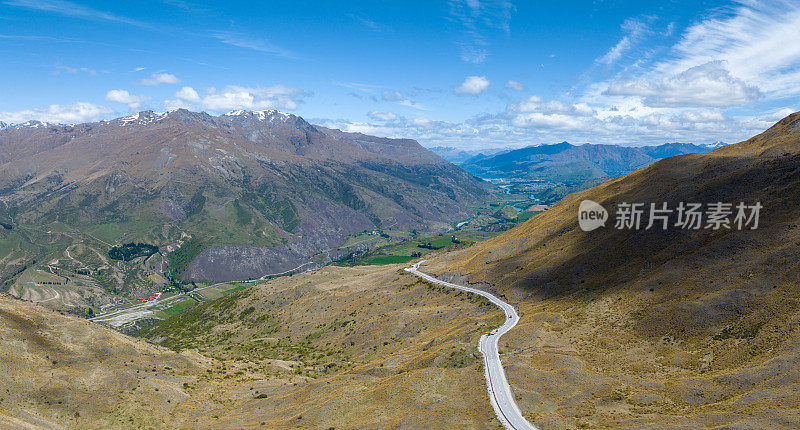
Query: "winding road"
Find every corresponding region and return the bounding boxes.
[91,261,317,325]
[406,261,537,430]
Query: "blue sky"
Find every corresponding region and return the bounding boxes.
[1,0,799,149]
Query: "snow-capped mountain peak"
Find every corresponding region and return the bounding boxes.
[703,140,728,149]
[9,120,54,129]
[222,109,294,122]
[117,111,169,126]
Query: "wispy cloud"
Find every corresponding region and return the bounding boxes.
[211,31,298,59]
[658,0,800,97]
[589,0,800,113]
[596,17,652,66]
[4,0,150,28]
[333,81,382,94]
[53,62,96,76]
[0,33,77,42]
[380,90,427,110]
[447,0,515,63]
[398,99,428,110]
[348,14,383,32]
[505,80,524,91]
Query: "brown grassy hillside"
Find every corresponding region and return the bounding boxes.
[0,292,208,428]
[423,112,800,428]
[0,264,505,429]
[141,264,504,428]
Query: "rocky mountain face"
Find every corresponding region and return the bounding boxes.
[0,109,492,283]
[461,141,720,182]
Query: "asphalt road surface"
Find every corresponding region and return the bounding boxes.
[406,261,537,430]
[91,261,315,324]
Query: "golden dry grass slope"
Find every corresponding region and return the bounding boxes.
[423,112,800,427]
[0,292,209,429]
[1,264,506,429]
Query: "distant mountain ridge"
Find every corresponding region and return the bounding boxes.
[459,141,725,182]
[428,146,509,165]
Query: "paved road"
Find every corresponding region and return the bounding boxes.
[406,261,537,430]
[91,261,316,323]
[90,279,246,323]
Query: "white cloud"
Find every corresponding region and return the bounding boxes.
[334,121,399,136]
[166,85,308,112]
[175,86,200,102]
[605,61,762,107]
[206,86,302,110]
[510,112,590,129]
[105,89,150,110]
[508,96,595,117]
[455,76,490,95]
[141,72,179,86]
[505,80,524,91]
[0,102,113,124]
[368,111,397,121]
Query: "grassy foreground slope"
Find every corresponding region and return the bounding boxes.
[141,264,503,428]
[423,112,800,427]
[0,292,208,428]
[1,264,504,428]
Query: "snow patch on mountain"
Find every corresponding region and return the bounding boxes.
[118,111,169,126]
[223,109,293,122]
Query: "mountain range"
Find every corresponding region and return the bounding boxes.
[427,146,508,165]
[431,141,726,183]
[0,109,491,299]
